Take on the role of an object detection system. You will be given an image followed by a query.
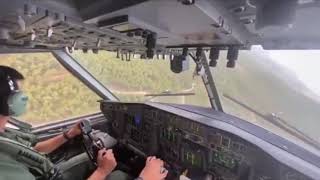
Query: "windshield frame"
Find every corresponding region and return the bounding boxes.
[189,51,223,111]
[51,50,119,101]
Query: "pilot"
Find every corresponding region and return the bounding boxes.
[0,66,168,180]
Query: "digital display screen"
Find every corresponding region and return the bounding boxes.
[134,114,142,126]
[126,113,142,127]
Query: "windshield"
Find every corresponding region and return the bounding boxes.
[213,47,320,151]
[73,49,320,151]
[72,51,210,107]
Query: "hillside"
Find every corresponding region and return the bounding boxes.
[72,51,210,107]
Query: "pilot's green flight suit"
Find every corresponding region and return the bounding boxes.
[0,128,131,180]
[0,129,40,180]
[0,152,36,180]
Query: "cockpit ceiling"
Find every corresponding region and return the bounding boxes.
[0,0,320,53]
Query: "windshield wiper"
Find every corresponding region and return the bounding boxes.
[223,94,320,149]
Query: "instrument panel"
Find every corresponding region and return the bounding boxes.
[100,101,313,180]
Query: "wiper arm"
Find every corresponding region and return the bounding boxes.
[223,94,320,149]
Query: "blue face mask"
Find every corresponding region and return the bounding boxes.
[7,91,28,117]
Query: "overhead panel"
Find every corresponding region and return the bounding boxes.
[85,0,251,48]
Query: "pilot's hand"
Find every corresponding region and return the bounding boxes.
[88,149,117,180]
[67,122,82,138]
[139,156,168,180]
[97,149,117,175]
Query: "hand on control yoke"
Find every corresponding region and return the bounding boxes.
[66,122,82,139]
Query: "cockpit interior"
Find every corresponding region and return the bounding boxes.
[1,0,320,180]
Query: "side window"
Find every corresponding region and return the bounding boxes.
[0,53,100,126]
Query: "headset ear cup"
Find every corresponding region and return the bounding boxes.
[7,93,15,115]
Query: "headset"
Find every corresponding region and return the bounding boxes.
[6,75,28,117]
[7,75,17,92]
